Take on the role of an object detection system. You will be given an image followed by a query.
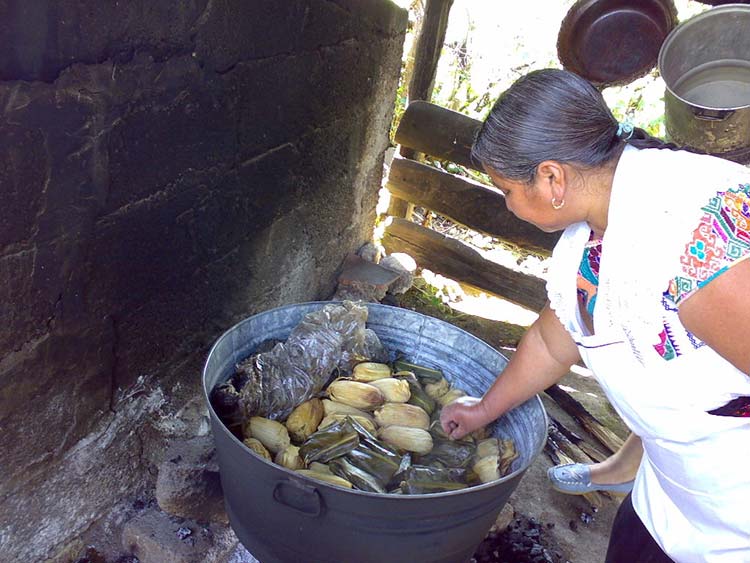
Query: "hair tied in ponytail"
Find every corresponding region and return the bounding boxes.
[616,121,634,141]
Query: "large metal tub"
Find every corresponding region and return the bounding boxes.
[203,302,547,563]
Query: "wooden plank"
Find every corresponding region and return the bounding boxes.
[382,217,547,312]
[395,101,481,171]
[387,157,559,254]
[545,385,625,456]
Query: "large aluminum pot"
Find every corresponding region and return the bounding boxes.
[203,301,547,563]
[658,5,750,159]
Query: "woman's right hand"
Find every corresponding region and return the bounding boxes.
[440,396,492,440]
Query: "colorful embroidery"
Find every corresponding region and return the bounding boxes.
[576,232,602,317]
[668,183,750,305]
[578,183,750,419]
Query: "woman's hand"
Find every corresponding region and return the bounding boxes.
[440,396,491,439]
[440,305,579,441]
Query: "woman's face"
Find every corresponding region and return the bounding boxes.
[484,166,570,233]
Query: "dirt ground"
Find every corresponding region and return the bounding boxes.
[507,372,625,563]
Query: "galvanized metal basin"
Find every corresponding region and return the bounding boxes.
[203,301,547,563]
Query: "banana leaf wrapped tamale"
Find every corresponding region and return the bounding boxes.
[329,457,387,494]
[416,437,476,469]
[346,442,402,485]
[393,359,445,384]
[397,465,469,494]
[299,418,360,465]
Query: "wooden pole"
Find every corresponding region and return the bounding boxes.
[407,0,455,105]
[382,217,547,312]
[392,0,455,218]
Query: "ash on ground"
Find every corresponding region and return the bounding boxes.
[472,515,571,563]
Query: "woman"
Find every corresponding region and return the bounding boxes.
[440,69,750,562]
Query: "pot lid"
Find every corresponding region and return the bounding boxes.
[557,0,679,88]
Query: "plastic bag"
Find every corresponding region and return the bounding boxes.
[237,301,386,420]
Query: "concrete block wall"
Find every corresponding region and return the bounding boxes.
[0,1,407,560]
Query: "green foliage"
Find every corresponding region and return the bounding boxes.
[389,66,409,145]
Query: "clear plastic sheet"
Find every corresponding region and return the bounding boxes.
[238,301,386,420]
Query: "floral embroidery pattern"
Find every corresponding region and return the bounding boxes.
[577,183,750,418]
[668,183,750,304]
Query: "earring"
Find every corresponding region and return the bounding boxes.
[551,198,565,210]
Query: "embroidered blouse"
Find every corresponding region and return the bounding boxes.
[576,183,750,417]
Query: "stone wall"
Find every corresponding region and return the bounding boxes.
[0,1,407,560]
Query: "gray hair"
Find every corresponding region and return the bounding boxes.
[471,69,674,183]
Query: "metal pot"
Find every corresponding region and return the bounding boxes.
[557,0,678,88]
[203,302,548,563]
[658,4,750,160]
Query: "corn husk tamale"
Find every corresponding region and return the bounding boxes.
[296,469,353,489]
[285,398,324,443]
[275,444,305,470]
[374,403,430,430]
[476,438,501,459]
[473,455,500,484]
[351,362,392,382]
[329,457,387,494]
[378,425,433,455]
[242,437,272,460]
[321,399,373,420]
[424,377,450,400]
[327,379,385,411]
[308,461,333,474]
[369,377,411,403]
[246,416,291,454]
[299,418,360,465]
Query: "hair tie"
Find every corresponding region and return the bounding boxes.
[616,121,634,141]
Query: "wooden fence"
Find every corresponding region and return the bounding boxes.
[383,100,560,313]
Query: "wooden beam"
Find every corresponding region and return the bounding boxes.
[395,101,481,171]
[408,0,455,103]
[386,157,559,254]
[382,217,547,312]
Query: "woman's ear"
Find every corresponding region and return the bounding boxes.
[536,160,567,201]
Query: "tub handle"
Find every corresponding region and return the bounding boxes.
[273,480,324,517]
[692,107,735,121]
